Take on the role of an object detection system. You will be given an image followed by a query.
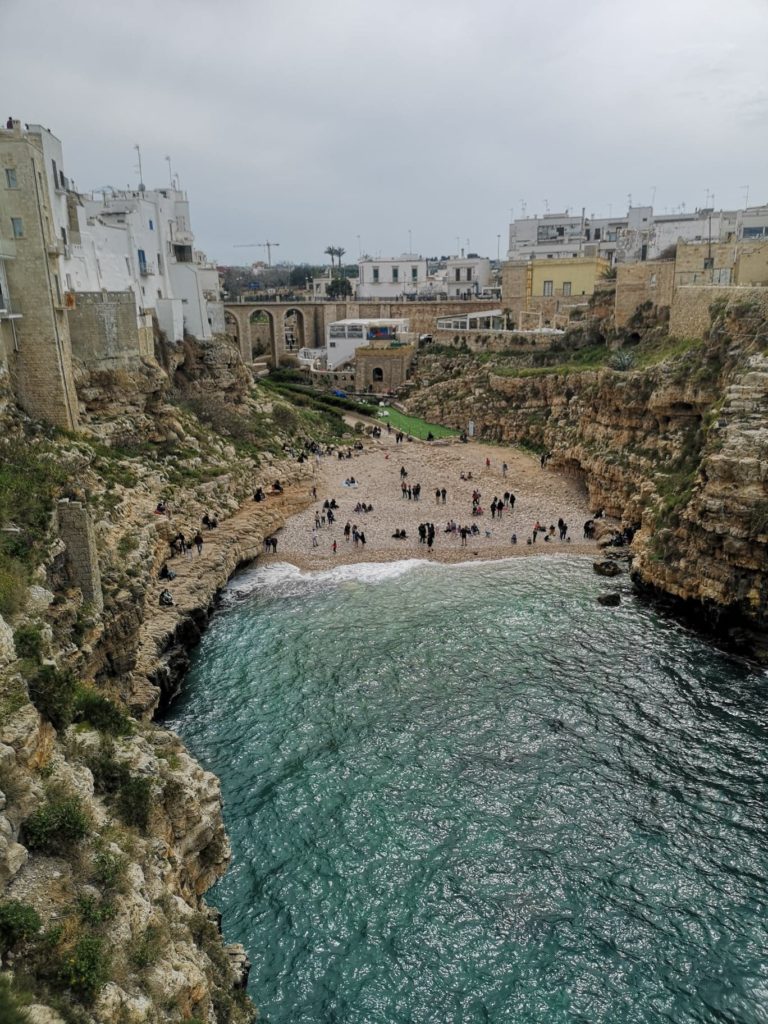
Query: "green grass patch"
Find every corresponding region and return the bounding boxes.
[376,407,458,440]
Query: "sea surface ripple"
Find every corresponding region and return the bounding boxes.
[166,556,768,1024]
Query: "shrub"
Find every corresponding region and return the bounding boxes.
[0,558,27,618]
[12,624,43,661]
[88,744,130,796]
[28,665,78,732]
[55,935,109,1003]
[608,351,635,371]
[24,792,91,853]
[91,849,128,892]
[0,900,41,962]
[0,977,27,1024]
[115,776,152,832]
[74,689,132,736]
[129,924,164,969]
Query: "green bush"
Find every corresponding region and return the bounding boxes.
[55,935,109,1003]
[0,899,41,961]
[28,664,78,731]
[91,849,128,892]
[12,624,43,661]
[0,558,27,619]
[24,792,91,853]
[115,776,152,832]
[88,744,130,796]
[0,977,27,1024]
[74,689,132,736]
[129,924,164,969]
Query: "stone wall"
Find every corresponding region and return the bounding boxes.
[431,330,558,353]
[57,499,104,611]
[669,286,768,338]
[68,290,144,369]
[615,261,675,327]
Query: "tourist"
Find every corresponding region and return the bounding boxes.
[511,533,517,544]
[441,487,447,504]
[435,488,441,504]
[332,540,337,554]
[194,531,204,555]
[312,529,318,548]
[344,521,351,541]
[502,462,508,477]
[359,530,366,547]
[486,457,491,468]
[254,487,265,502]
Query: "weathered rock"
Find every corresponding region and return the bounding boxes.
[0,614,15,668]
[593,559,623,577]
[597,592,622,607]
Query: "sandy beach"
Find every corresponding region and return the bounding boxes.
[268,432,603,570]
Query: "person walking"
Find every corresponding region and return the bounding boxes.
[194,531,204,555]
[502,462,508,478]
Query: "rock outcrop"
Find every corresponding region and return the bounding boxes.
[406,299,768,658]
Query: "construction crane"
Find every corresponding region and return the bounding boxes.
[233,240,280,266]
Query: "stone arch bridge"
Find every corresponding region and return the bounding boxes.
[224,299,500,366]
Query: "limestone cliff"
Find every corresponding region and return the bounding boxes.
[0,335,346,1021]
[406,296,768,658]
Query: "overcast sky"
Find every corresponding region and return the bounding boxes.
[4,0,767,266]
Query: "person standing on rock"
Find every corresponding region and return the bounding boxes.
[194,531,204,555]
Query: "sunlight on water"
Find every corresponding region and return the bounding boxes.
[166,557,768,1024]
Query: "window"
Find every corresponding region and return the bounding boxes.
[5,168,17,188]
[149,219,154,230]
[66,273,73,290]
[10,217,23,238]
[392,267,399,283]
[125,257,131,273]
[157,252,163,273]
[466,268,473,281]
[562,281,571,296]
[543,280,553,296]
[137,249,147,274]
[411,266,418,281]
[650,274,657,287]
[53,273,62,305]
[51,158,58,185]
[372,267,379,283]
[641,244,648,261]
[372,367,384,382]
[61,226,67,246]
[703,257,714,270]
[455,268,461,282]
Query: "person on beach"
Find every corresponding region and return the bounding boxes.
[312,529,319,548]
[486,457,491,468]
[502,462,508,478]
[359,531,366,548]
[332,540,337,554]
[435,488,441,504]
[441,488,447,504]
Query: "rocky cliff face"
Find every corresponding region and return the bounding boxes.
[406,299,768,657]
[0,337,340,1021]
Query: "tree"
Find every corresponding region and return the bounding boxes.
[327,277,352,298]
[324,246,337,276]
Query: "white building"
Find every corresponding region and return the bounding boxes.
[507,203,768,265]
[27,123,220,345]
[326,318,409,369]
[356,256,428,299]
[443,255,492,298]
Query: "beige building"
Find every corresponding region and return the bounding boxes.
[355,344,415,394]
[614,261,675,327]
[502,256,609,327]
[674,240,768,288]
[0,120,79,429]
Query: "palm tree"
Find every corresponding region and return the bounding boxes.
[336,247,346,277]
[324,246,336,277]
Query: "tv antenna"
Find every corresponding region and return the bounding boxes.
[234,240,281,266]
[134,144,145,191]
[740,184,750,209]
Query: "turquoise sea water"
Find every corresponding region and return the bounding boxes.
[166,556,768,1024]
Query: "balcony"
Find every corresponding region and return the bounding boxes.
[138,261,156,277]
[0,299,23,319]
[46,239,65,257]
[0,237,16,260]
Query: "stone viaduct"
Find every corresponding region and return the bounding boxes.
[223,299,500,365]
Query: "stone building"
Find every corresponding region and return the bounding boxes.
[355,343,415,394]
[0,120,79,429]
[614,261,675,328]
[502,256,609,328]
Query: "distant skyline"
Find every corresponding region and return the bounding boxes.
[4,0,767,266]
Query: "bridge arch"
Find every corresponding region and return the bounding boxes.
[282,308,306,353]
[248,308,278,364]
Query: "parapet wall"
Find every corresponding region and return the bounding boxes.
[669,286,768,338]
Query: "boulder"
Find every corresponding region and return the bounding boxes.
[593,559,623,577]
[597,592,621,607]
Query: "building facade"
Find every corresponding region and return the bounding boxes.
[326,317,409,369]
[356,256,428,300]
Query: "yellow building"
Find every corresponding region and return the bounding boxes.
[501,256,610,328]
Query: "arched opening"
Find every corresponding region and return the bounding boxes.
[372,367,384,383]
[249,309,276,361]
[283,308,306,352]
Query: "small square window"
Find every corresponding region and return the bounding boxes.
[5,168,17,188]
[10,217,23,238]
